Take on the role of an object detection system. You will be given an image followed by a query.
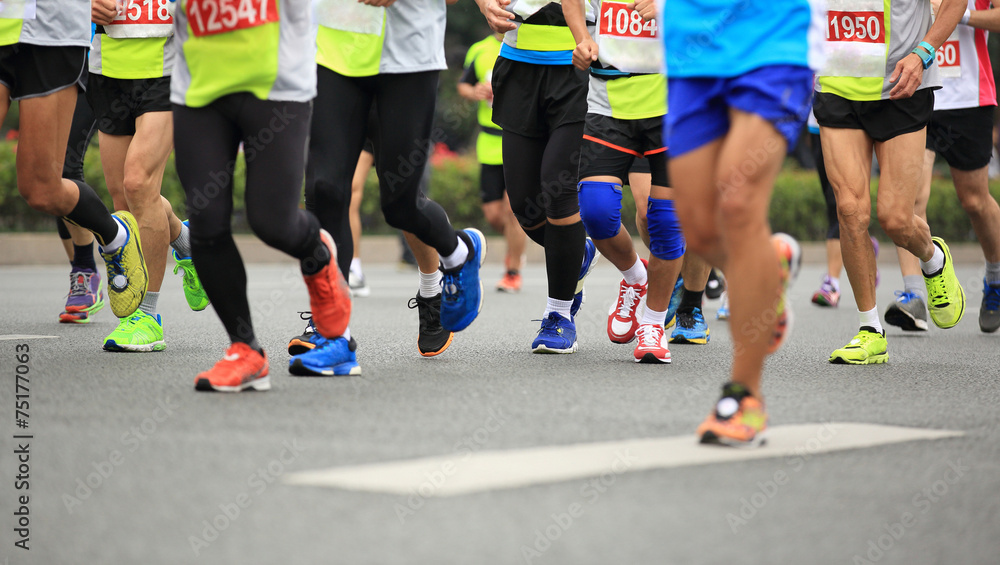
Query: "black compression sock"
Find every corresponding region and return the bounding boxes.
[62,179,119,246]
[300,235,331,276]
[523,223,546,246]
[544,221,586,301]
[679,288,704,313]
[71,243,97,272]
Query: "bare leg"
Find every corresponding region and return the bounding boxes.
[644,183,681,312]
[350,150,373,261]
[826,238,843,279]
[628,171,651,247]
[953,165,1000,263]
[894,149,935,278]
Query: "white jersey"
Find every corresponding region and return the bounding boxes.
[933,0,997,111]
[0,0,89,47]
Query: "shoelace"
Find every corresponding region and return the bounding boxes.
[984,285,1000,311]
[616,285,640,318]
[894,290,918,304]
[636,324,662,347]
[408,296,440,328]
[68,273,92,297]
[535,315,561,333]
[675,309,699,330]
[297,311,315,335]
[441,271,462,300]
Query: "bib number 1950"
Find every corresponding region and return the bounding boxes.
[186,0,278,37]
[827,11,884,44]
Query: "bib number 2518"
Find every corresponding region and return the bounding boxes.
[186,0,278,37]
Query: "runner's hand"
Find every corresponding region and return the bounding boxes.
[479,0,517,33]
[92,0,118,25]
[360,0,397,7]
[627,0,656,21]
[474,82,493,101]
[573,37,599,71]
[888,53,924,99]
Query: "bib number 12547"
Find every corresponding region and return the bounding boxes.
[186,0,278,37]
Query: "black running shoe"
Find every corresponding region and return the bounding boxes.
[408,293,454,357]
[287,311,319,355]
[706,269,725,300]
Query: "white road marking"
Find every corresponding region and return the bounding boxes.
[285,423,962,497]
[0,335,59,341]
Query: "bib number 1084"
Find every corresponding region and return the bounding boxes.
[186,0,278,37]
[600,2,656,38]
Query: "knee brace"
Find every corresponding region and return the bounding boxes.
[577,181,623,240]
[647,197,685,260]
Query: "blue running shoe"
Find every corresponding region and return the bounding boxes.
[981,278,1000,333]
[441,228,486,332]
[531,312,578,354]
[717,291,730,320]
[571,237,600,316]
[289,335,362,376]
[665,276,684,328]
[670,306,711,344]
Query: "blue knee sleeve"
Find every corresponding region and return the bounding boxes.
[577,181,623,240]
[647,197,685,260]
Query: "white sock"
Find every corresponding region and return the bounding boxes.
[170,222,192,259]
[101,217,128,254]
[440,236,469,270]
[342,327,351,341]
[418,269,442,298]
[920,244,945,275]
[859,306,883,334]
[640,305,667,327]
[139,291,159,317]
[350,257,362,275]
[543,297,573,320]
[985,262,1000,285]
[903,275,927,302]
[621,257,647,286]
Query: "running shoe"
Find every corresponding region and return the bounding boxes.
[705,268,725,299]
[441,228,486,332]
[829,327,888,365]
[100,211,148,318]
[289,335,361,376]
[571,237,600,317]
[670,307,711,344]
[980,279,1000,333]
[172,233,209,311]
[195,342,270,392]
[103,311,165,352]
[607,258,648,343]
[633,323,671,363]
[287,312,320,355]
[664,276,684,328]
[60,270,105,324]
[884,291,928,331]
[697,382,767,448]
[349,270,371,297]
[768,233,802,354]
[716,291,729,320]
[811,275,840,307]
[303,229,352,338]
[531,312,577,354]
[496,270,522,293]
[923,237,965,329]
[408,293,454,357]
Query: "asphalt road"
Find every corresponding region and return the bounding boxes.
[0,259,998,565]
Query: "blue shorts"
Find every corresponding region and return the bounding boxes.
[665,65,814,158]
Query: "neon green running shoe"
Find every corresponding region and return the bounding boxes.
[173,252,210,311]
[103,311,166,352]
[100,211,148,318]
[829,328,887,365]
[924,237,965,329]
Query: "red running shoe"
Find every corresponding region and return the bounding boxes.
[195,343,270,392]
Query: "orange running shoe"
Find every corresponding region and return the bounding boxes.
[194,343,270,392]
[496,270,522,293]
[697,382,767,447]
[768,233,801,354]
[303,229,351,338]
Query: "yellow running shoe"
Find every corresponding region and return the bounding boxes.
[100,211,148,318]
[829,328,888,365]
[103,310,165,352]
[923,237,965,329]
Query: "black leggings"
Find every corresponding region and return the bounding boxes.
[58,86,98,239]
[173,95,322,346]
[811,133,839,240]
[502,124,583,228]
[306,67,457,278]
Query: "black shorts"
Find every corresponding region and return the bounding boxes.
[813,89,934,142]
[491,57,587,138]
[926,105,995,171]
[87,74,171,136]
[0,44,86,100]
[629,156,650,175]
[580,114,668,186]
[480,163,506,203]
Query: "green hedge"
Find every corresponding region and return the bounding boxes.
[0,140,997,243]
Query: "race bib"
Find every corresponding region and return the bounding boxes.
[595,1,661,74]
[105,0,174,38]
[316,0,384,35]
[509,0,556,19]
[821,0,886,78]
[0,0,36,19]
[185,0,279,37]
[936,30,961,79]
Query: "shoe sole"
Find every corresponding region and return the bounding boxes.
[980,316,1000,333]
[103,340,166,352]
[287,338,315,356]
[496,286,521,293]
[288,359,362,376]
[670,334,710,345]
[634,352,671,364]
[829,351,888,365]
[811,295,838,307]
[700,429,767,448]
[195,376,271,392]
[884,307,928,331]
[106,212,149,318]
[350,286,371,298]
[532,342,578,354]
[609,334,636,344]
[419,331,454,357]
